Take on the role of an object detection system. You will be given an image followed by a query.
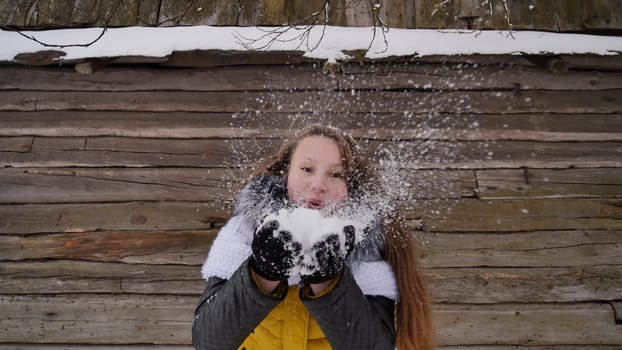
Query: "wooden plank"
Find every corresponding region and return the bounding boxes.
[2,197,621,234]
[3,62,621,92]
[0,203,229,234]
[0,65,337,91]
[3,138,621,169]
[385,140,622,169]
[1,90,621,114]
[2,295,621,345]
[1,197,621,234]
[339,62,622,91]
[0,261,205,295]
[476,168,622,199]
[0,346,193,350]
[409,198,622,232]
[0,168,238,204]
[0,137,32,152]
[2,261,620,303]
[440,347,622,350]
[613,301,622,323]
[426,266,622,303]
[0,137,283,168]
[561,55,622,71]
[418,230,622,268]
[31,137,86,150]
[0,230,216,264]
[2,229,620,268]
[2,111,621,142]
[434,303,622,345]
[0,167,473,203]
[0,345,618,350]
[0,294,195,344]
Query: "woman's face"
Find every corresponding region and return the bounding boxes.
[287,136,348,210]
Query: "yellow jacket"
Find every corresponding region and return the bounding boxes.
[238,286,331,350]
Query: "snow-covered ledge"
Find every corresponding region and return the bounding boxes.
[2,26,622,64]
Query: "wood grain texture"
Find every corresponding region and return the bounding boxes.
[2,229,620,268]
[2,137,621,169]
[2,197,621,234]
[1,112,621,141]
[1,52,621,349]
[1,90,621,114]
[2,295,620,345]
[1,261,619,303]
[0,167,473,203]
[476,168,622,199]
[2,63,621,92]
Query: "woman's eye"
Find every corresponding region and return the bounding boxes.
[301,167,312,173]
[331,172,345,179]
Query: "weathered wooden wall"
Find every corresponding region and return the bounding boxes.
[1,0,621,32]
[0,53,621,349]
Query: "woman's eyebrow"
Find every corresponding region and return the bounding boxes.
[299,155,343,168]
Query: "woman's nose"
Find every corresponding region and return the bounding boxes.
[310,175,327,192]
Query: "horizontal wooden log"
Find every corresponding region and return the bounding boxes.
[0,294,195,344]
[419,230,622,268]
[0,261,205,295]
[0,202,228,234]
[1,90,621,114]
[1,111,621,142]
[0,345,618,350]
[0,168,238,204]
[439,347,622,350]
[2,197,621,234]
[1,295,620,345]
[2,137,621,169]
[0,230,217,265]
[426,266,622,303]
[410,198,622,232]
[0,138,280,168]
[2,229,620,268]
[0,65,337,91]
[562,55,622,71]
[0,346,192,350]
[434,303,622,345]
[476,168,622,199]
[1,261,620,303]
[2,62,621,92]
[0,137,32,152]
[0,167,473,203]
[339,62,622,91]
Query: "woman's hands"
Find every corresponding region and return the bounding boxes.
[250,220,302,282]
[300,225,356,284]
[250,212,358,295]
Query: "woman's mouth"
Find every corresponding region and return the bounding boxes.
[305,199,324,209]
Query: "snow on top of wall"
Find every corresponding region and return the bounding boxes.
[1,25,621,62]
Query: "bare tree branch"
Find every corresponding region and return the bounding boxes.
[368,0,389,53]
[11,0,125,49]
[236,0,390,58]
[15,27,108,49]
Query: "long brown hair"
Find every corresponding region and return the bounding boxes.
[248,124,434,350]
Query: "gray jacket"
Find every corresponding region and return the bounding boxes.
[192,259,395,349]
[192,175,396,349]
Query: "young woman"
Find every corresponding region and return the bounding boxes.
[193,124,434,350]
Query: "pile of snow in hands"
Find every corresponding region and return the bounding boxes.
[263,206,371,276]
